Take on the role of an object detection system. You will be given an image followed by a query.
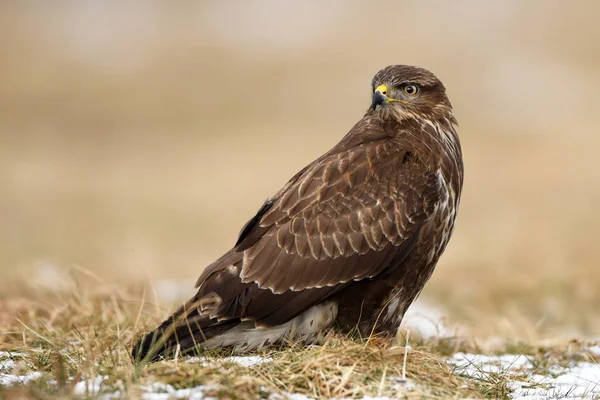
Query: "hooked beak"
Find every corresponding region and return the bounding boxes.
[371,84,389,110]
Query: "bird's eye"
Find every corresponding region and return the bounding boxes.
[402,85,419,96]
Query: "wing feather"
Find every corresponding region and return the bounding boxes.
[234,140,440,293]
[191,119,442,327]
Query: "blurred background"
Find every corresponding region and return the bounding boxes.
[1,1,599,339]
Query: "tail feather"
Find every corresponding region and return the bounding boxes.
[131,301,239,362]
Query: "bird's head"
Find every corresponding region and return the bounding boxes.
[370,65,453,122]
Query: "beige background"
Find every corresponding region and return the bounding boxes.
[1,1,598,337]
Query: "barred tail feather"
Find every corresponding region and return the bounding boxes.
[131,301,238,362]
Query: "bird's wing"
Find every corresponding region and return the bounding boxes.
[131,128,445,363]
[232,139,441,294]
[190,131,442,327]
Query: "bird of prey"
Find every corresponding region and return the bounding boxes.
[132,65,463,362]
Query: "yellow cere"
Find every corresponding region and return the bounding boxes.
[375,84,389,95]
[375,84,409,104]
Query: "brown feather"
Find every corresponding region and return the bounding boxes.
[132,64,464,362]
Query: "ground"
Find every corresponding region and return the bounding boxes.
[1,3,600,399]
[0,275,598,399]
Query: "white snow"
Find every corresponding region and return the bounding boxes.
[0,359,15,372]
[450,352,600,400]
[72,375,108,396]
[400,299,461,340]
[0,371,43,386]
[140,382,218,400]
[587,346,600,358]
[268,393,313,400]
[0,351,42,386]
[2,333,599,400]
[387,376,417,392]
[186,355,272,367]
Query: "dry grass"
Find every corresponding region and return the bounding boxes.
[1,2,600,398]
[1,275,598,399]
[0,278,496,399]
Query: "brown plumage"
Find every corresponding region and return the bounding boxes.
[132,65,464,362]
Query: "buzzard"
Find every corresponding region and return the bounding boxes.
[133,65,463,361]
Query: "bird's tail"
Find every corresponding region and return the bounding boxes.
[131,298,238,362]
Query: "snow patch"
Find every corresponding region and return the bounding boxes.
[0,351,42,386]
[186,355,272,367]
[400,299,460,339]
[450,352,600,400]
[0,359,15,372]
[587,346,600,358]
[388,376,417,392]
[268,392,313,400]
[73,375,108,396]
[140,382,218,400]
[0,371,43,386]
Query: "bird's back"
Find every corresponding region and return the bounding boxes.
[132,64,463,362]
